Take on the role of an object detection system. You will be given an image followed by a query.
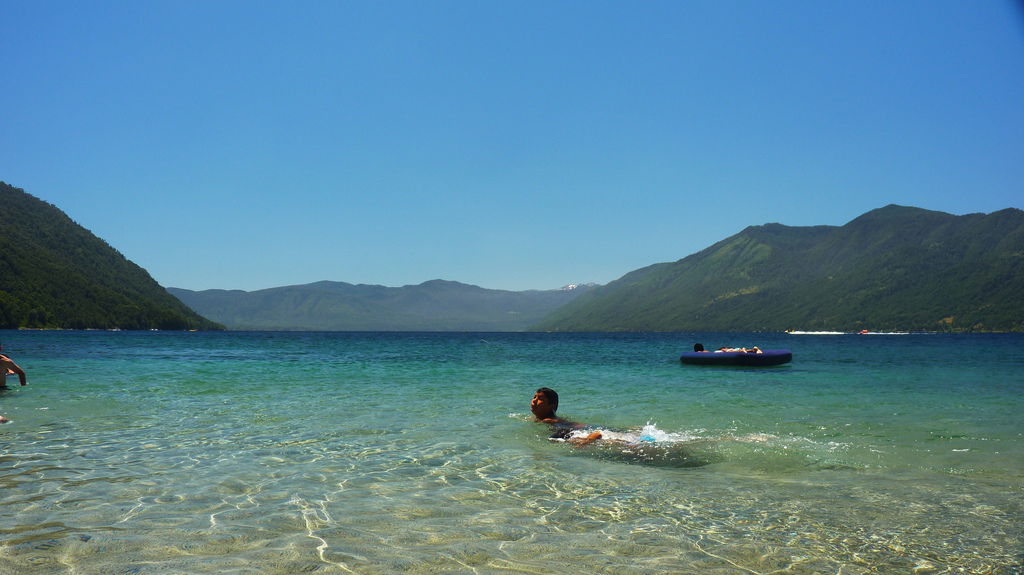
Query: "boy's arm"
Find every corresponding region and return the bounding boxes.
[570,431,603,447]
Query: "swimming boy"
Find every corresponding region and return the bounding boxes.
[531,387,602,446]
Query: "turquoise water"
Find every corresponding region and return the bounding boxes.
[1,330,1021,574]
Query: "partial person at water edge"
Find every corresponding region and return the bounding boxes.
[0,349,28,424]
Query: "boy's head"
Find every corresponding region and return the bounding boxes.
[531,387,559,419]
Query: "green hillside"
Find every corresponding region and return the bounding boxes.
[0,182,223,330]
[169,280,592,331]
[533,205,1024,332]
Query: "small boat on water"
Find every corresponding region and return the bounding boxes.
[680,349,792,366]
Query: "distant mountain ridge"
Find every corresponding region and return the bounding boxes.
[533,205,1024,332]
[0,182,223,330]
[169,280,595,331]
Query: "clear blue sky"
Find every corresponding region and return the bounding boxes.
[3,1,1022,292]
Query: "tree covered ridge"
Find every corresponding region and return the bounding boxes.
[0,182,223,330]
[533,205,1024,332]
[169,279,593,331]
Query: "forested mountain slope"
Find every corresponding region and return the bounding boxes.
[0,182,222,330]
[533,205,1024,332]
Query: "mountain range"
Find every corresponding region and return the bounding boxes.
[2,180,1021,332]
[534,205,1024,332]
[168,281,593,331]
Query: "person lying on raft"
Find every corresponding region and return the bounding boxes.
[717,346,762,353]
[531,387,603,447]
[693,343,762,354]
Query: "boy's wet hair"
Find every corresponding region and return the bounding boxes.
[535,387,558,411]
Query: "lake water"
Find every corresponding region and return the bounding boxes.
[1,330,1021,574]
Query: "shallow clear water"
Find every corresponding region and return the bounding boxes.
[1,331,1021,574]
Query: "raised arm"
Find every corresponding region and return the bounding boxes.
[0,355,26,386]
